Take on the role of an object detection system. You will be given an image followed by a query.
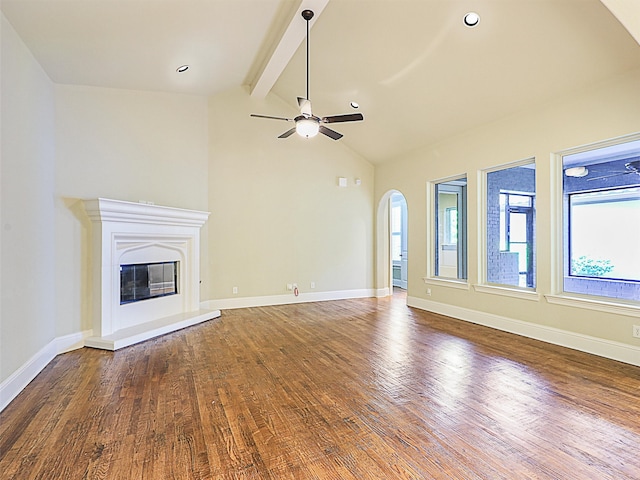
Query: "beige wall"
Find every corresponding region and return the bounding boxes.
[207,87,375,300]
[375,66,640,348]
[53,85,210,336]
[1,14,57,382]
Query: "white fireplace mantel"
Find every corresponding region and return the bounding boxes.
[83,198,220,350]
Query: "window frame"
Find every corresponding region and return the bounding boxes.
[434,178,468,281]
[476,158,538,295]
[545,133,640,316]
[425,175,470,290]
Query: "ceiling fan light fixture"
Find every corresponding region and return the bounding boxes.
[296,118,319,138]
[565,166,589,177]
[176,64,190,73]
[250,8,363,141]
[463,12,480,27]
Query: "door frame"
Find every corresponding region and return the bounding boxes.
[375,190,409,297]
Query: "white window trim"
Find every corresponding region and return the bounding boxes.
[478,157,536,291]
[551,132,640,313]
[545,293,640,318]
[425,175,470,284]
[473,284,540,301]
[423,276,470,290]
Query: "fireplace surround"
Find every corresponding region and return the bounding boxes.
[83,198,219,350]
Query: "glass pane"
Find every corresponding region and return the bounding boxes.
[133,264,149,300]
[163,262,176,294]
[499,194,507,251]
[510,243,528,273]
[509,212,528,243]
[446,207,458,244]
[120,265,135,303]
[435,178,467,279]
[120,261,178,304]
[570,188,640,281]
[486,164,536,288]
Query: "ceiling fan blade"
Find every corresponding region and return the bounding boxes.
[278,127,297,139]
[319,125,343,140]
[625,160,640,172]
[586,171,632,181]
[250,114,292,122]
[322,113,364,124]
[297,97,312,116]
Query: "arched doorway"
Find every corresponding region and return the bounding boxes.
[376,190,408,297]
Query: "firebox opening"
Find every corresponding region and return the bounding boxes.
[120,261,178,305]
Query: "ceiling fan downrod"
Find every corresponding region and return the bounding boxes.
[302,9,314,102]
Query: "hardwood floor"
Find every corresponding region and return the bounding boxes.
[1,294,639,479]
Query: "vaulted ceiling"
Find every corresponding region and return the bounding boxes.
[2,0,639,164]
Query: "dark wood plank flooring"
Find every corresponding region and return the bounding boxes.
[1,293,639,479]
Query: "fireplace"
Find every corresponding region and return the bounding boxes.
[120,261,178,304]
[83,198,220,350]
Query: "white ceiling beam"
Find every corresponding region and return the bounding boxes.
[600,0,640,46]
[250,0,330,98]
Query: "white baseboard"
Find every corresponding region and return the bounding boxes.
[1,330,92,413]
[408,296,640,367]
[201,288,376,311]
[57,329,93,354]
[375,287,390,298]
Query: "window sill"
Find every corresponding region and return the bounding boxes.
[422,277,470,290]
[544,294,640,318]
[473,284,540,301]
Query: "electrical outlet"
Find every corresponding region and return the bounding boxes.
[426,288,432,296]
[232,286,238,295]
[310,281,315,289]
[287,284,293,291]
[633,325,640,338]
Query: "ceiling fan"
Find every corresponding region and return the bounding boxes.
[250,9,364,140]
[587,160,640,181]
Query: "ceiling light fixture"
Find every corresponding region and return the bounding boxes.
[350,101,360,109]
[565,166,589,177]
[295,117,320,138]
[463,12,480,27]
[176,65,190,73]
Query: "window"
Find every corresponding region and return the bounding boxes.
[486,162,536,288]
[435,177,467,280]
[562,138,640,301]
[569,187,640,281]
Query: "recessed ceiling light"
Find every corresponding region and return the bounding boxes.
[350,101,359,109]
[463,12,480,28]
[176,65,190,73]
